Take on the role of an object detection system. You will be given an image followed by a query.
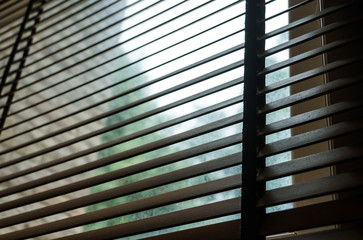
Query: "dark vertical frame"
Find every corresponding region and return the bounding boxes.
[242,0,265,239]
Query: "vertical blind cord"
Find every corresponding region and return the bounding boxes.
[0,0,40,134]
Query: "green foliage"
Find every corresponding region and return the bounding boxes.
[83,54,223,231]
[84,62,241,233]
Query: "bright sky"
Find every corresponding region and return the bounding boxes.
[117,0,289,129]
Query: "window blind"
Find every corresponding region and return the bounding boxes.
[0,0,362,239]
[0,0,244,239]
[242,0,363,239]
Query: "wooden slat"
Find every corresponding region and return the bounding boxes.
[259,57,362,94]
[0,133,242,212]
[258,118,363,158]
[257,146,363,182]
[258,171,363,207]
[260,16,362,58]
[0,39,244,136]
[6,0,229,84]
[261,0,313,23]
[0,0,27,30]
[0,0,78,53]
[2,16,244,101]
[259,100,363,136]
[0,60,244,160]
[33,0,120,43]
[0,2,42,51]
[0,175,241,239]
[0,0,22,16]
[258,74,363,115]
[34,0,92,31]
[140,219,240,240]
[55,198,241,240]
[0,84,243,181]
[0,0,118,59]
[0,0,149,81]
[275,226,363,240]
[260,0,357,39]
[264,0,276,6]
[259,35,363,76]
[260,196,363,236]
[8,0,165,78]
[0,151,241,221]
[0,0,39,135]
[0,114,242,199]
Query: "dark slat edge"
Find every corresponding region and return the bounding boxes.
[56,198,241,240]
[140,219,240,240]
[258,171,363,207]
[274,225,363,240]
[257,145,363,182]
[260,196,363,236]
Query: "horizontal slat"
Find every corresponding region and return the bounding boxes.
[0,174,241,239]
[0,1,42,43]
[35,0,120,39]
[4,0,158,73]
[260,57,362,94]
[0,12,39,46]
[258,73,363,115]
[5,0,237,85]
[1,0,69,34]
[0,23,34,53]
[0,5,38,53]
[0,0,34,130]
[0,134,241,212]
[259,35,363,76]
[257,145,363,182]
[0,0,182,86]
[260,16,362,59]
[0,0,119,63]
[259,100,363,136]
[0,18,21,39]
[263,0,277,6]
[35,0,95,31]
[0,0,45,22]
[260,0,357,39]
[259,118,363,158]
[0,0,22,15]
[3,4,244,102]
[276,225,363,240]
[1,33,244,121]
[258,171,363,207]
[55,198,241,240]
[260,0,313,23]
[0,40,244,146]
[0,94,242,185]
[0,1,118,63]
[2,0,181,85]
[2,38,244,116]
[260,196,363,236]
[0,36,20,62]
[33,0,152,53]
[0,18,244,111]
[0,113,243,198]
[2,70,242,155]
[36,0,71,21]
[0,66,243,167]
[140,219,240,240]
[0,0,27,30]
[0,33,33,63]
